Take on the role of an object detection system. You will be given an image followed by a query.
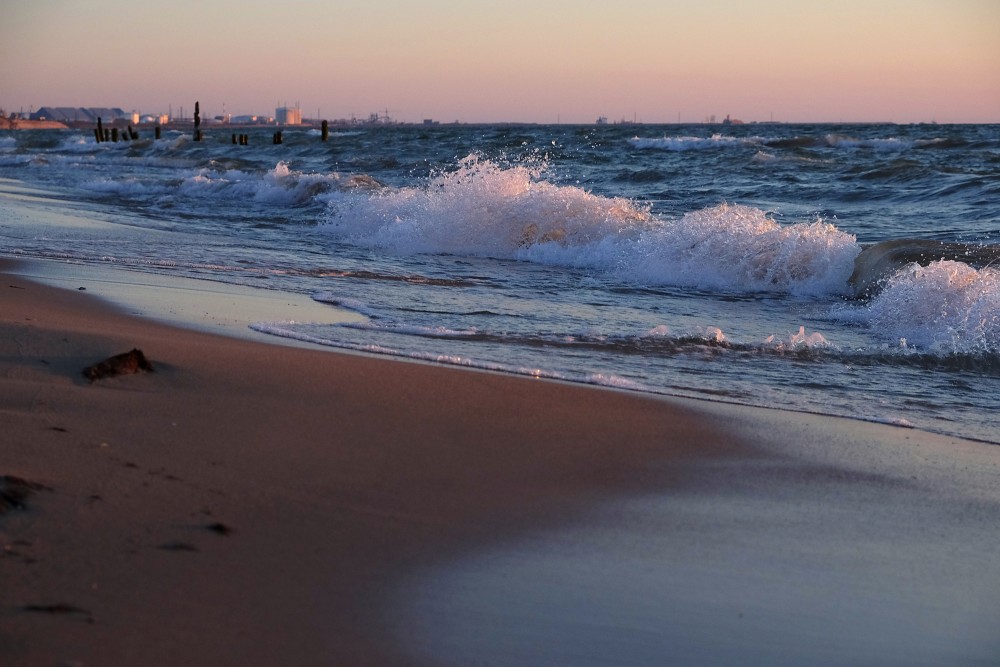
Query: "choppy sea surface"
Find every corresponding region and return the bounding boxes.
[1,123,998,443]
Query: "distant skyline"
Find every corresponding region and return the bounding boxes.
[2,0,998,124]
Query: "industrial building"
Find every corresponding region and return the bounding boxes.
[30,107,128,124]
[275,106,302,125]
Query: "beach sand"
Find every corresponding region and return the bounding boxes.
[2,259,999,666]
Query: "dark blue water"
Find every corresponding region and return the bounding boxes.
[1,123,998,442]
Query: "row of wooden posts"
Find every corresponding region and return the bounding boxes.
[93,116,158,143]
[94,101,332,145]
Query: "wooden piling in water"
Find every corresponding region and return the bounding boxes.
[321,119,329,142]
[193,101,202,141]
[155,125,161,140]
[96,117,104,143]
[111,128,119,142]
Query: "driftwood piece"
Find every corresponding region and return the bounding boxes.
[83,348,154,382]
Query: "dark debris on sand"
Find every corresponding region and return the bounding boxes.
[157,541,199,552]
[23,603,95,623]
[82,348,154,382]
[205,522,234,536]
[0,476,52,514]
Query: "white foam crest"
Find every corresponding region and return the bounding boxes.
[249,321,399,355]
[823,135,915,151]
[763,326,831,351]
[88,177,172,196]
[14,152,98,169]
[860,415,915,428]
[58,134,98,153]
[311,292,382,318]
[640,325,728,344]
[751,150,830,166]
[164,135,191,150]
[178,161,338,205]
[342,321,480,338]
[249,320,569,381]
[629,134,756,151]
[643,324,672,337]
[854,260,1000,353]
[321,156,859,295]
[583,373,650,391]
[321,154,655,257]
[0,136,18,150]
[701,326,727,343]
[629,204,860,295]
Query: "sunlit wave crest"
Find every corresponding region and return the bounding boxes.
[320,154,860,295]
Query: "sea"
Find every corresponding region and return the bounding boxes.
[1,123,998,443]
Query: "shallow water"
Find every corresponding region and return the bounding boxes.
[1,123,998,442]
[388,444,1000,666]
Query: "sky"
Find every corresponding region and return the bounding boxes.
[2,0,998,124]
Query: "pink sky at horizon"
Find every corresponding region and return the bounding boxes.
[2,0,998,124]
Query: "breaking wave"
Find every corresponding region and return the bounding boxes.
[320,154,860,295]
[838,260,1000,355]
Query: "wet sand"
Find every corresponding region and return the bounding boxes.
[2,259,999,666]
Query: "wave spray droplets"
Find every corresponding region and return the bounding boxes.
[322,154,654,258]
[322,155,860,295]
[857,260,1000,354]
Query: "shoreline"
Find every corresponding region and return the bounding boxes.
[5,257,366,350]
[14,255,997,447]
[3,259,1000,662]
[0,262,745,664]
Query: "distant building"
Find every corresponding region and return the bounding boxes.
[276,106,302,125]
[232,115,273,125]
[31,107,127,123]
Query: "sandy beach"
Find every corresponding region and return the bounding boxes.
[2,259,1000,666]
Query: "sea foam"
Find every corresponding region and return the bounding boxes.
[321,154,653,257]
[851,260,1000,353]
[629,134,757,151]
[321,155,860,295]
[174,161,343,206]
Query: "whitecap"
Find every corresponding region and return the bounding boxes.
[856,260,1000,353]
